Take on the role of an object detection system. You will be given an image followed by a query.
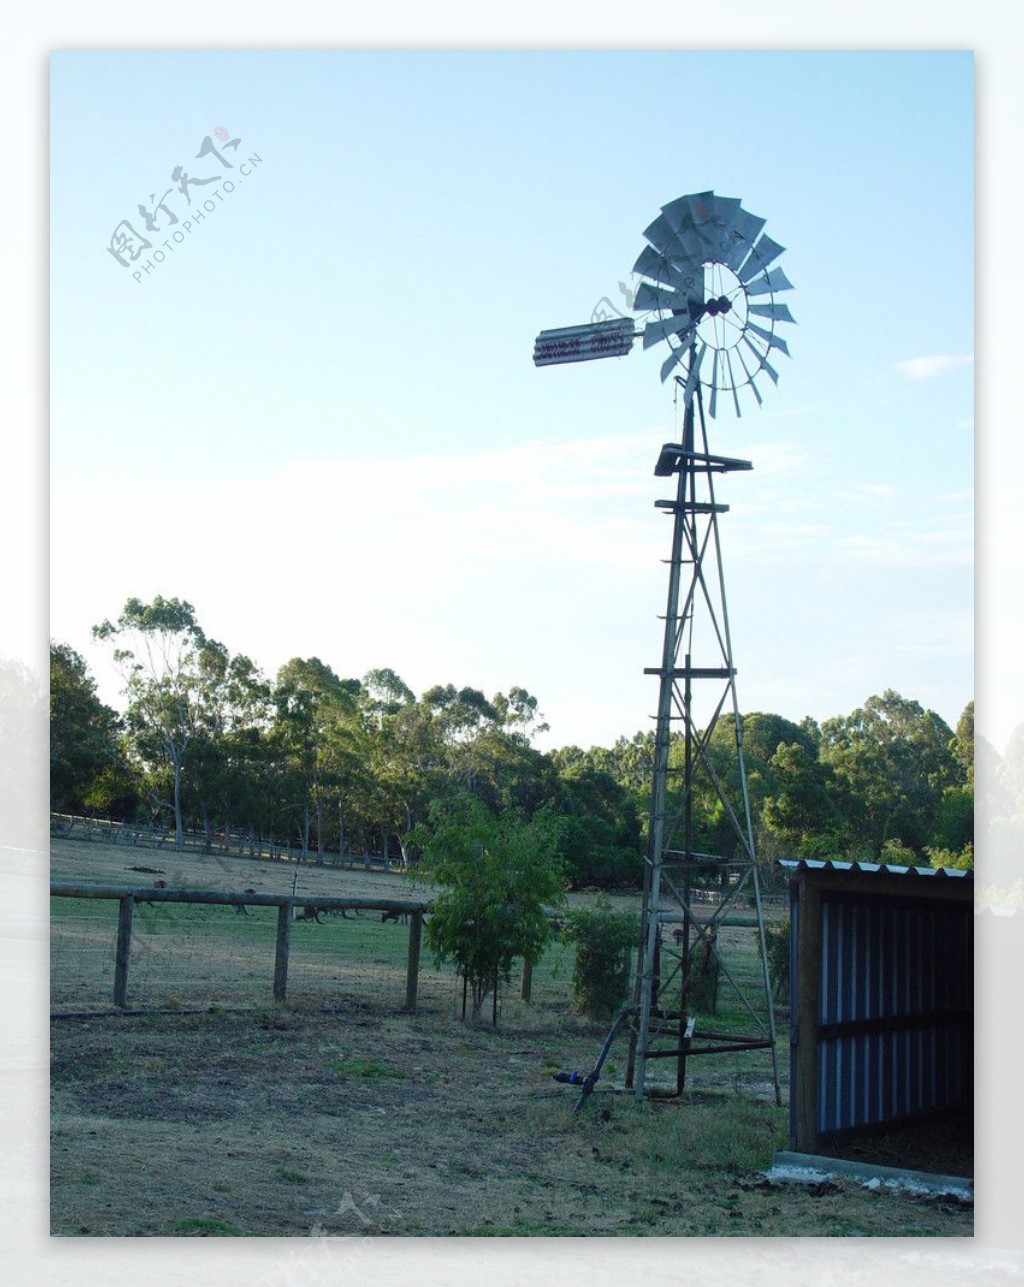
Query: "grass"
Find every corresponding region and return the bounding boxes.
[171,1216,238,1236]
[325,1056,407,1082]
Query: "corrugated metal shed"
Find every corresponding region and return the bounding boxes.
[780,859,973,1159]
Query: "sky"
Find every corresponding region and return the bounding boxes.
[47,49,976,753]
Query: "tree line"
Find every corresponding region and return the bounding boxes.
[50,595,975,887]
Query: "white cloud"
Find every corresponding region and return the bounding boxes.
[892,354,974,380]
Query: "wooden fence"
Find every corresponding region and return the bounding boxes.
[50,883,429,1011]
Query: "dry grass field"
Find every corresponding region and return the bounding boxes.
[49,836,973,1238]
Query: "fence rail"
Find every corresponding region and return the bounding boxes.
[51,882,430,1012]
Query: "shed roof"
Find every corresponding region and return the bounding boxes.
[778,858,972,881]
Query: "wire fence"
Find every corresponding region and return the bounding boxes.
[50,885,576,1021]
[49,813,397,868]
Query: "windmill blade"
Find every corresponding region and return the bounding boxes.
[736,347,764,405]
[642,312,697,350]
[743,265,795,296]
[634,280,688,314]
[745,321,791,358]
[709,348,720,418]
[660,192,703,233]
[687,191,722,230]
[643,212,687,256]
[736,233,786,279]
[705,194,743,234]
[659,343,688,384]
[633,244,677,285]
[725,351,742,417]
[699,195,747,258]
[748,301,797,325]
[660,258,704,297]
[683,340,707,399]
[721,234,756,273]
[743,334,782,385]
[725,206,766,251]
[676,224,711,264]
[635,244,703,292]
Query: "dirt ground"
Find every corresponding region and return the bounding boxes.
[50,1004,972,1238]
[50,837,973,1237]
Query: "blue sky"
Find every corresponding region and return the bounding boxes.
[49,50,975,750]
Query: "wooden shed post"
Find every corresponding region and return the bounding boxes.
[273,901,292,1003]
[405,910,423,1011]
[113,894,134,1008]
[792,878,822,1152]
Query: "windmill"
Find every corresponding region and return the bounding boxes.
[535,191,795,1107]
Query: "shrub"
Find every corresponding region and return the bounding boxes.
[410,795,565,1023]
[757,915,790,1002]
[564,897,638,1020]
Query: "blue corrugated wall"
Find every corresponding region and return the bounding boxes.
[813,895,971,1136]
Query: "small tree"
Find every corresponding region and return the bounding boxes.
[410,795,565,1023]
[563,896,637,1020]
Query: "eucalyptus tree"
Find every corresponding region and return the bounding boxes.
[183,645,273,850]
[271,657,364,859]
[93,596,223,850]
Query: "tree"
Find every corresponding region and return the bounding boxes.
[762,740,845,859]
[819,690,960,860]
[49,642,128,814]
[549,749,644,889]
[183,645,273,851]
[93,596,218,850]
[270,657,365,859]
[410,795,565,1022]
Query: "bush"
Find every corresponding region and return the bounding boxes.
[758,915,790,1002]
[409,795,566,1023]
[564,897,638,1020]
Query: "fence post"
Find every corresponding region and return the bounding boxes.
[273,901,292,1003]
[405,910,423,1011]
[520,957,533,1003]
[113,895,134,1008]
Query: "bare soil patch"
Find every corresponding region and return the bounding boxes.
[51,1005,972,1238]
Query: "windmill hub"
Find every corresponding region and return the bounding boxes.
[705,296,731,316]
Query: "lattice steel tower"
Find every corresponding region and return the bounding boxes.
[535,190,794,1107]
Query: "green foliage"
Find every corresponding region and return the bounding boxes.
[926,841,974,871]
[563,895,638,1019]
[549,753,644,890]
[49,642,133,815]
[819,690,960,859]
[63,596,978,896]
[757,915,790,1002]
[92,597,215,849]
[879,838,919,867]
[410,795,566,1021]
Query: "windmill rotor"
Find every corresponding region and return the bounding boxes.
[632,190,795,415]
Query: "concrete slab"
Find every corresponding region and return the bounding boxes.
[768,1150,973,1200]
